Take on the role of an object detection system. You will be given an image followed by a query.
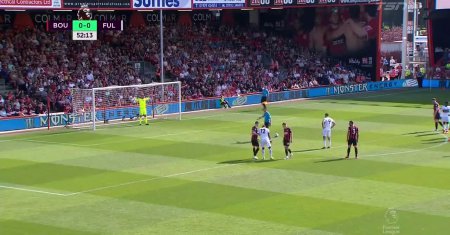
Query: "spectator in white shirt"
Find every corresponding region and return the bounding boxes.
[342,72,350,84]
[328,75,336,85]
[86,71,94,81]
[0,107,7,117]
[389,56,396,70]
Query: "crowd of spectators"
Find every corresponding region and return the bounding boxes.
[0,24,371,118]
[381,26,402,42]
[164,25,371,100]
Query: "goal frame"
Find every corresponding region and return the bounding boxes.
[88,81,182,130]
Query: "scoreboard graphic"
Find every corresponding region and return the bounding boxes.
[45,3,123,40]
[47,20,123,40]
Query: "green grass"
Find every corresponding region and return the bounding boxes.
[0,88,449,235]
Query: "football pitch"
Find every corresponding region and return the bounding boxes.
[0,88,449,235]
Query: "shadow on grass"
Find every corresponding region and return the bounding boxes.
[292,148,324,153]
[234,141,251,145]
[219,159,280,164]
[238,109,259,113]
[421,141,445,145]
[415,133,440,137]
[421,138,446,143]
[443,156,450,158]
[314,158,347,163]
[403,131,431,135]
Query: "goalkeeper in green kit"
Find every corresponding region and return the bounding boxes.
[136,95,150,125]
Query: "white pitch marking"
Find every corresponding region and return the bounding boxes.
[0,88,411,136]
[66,134,448,196]
[65,164,232,196]
[364,142,447,157]
[364,133,448,158]
[0,164,233,197]
[0,185,68,196]
[1,134,446,196]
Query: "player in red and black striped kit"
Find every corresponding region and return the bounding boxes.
[282,123,293,160]
[346,121,359,159]
[251,121,260,160]
[433,98,444,131]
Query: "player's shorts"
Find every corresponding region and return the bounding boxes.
[261,96,267,103]
[442,114,449,122]
[140,111,147,116]
[322,129,332,137]
[283,139,290,147]
[261,139,271,148]
[434,113,441,120]
[348,139,358,146]
[251,138,259,147]
[264,122,271,128]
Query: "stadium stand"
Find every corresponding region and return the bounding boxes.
[0,25,371,117]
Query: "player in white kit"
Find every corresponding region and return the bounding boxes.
[442,101,449,134]
[322,113,336,149]
[258,125,274,160]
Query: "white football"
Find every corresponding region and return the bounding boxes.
[275,133,279,137]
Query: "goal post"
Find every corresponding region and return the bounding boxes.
[70,82,182,130]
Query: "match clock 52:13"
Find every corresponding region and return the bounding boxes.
[72,31,98,40]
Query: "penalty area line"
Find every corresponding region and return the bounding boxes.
[0,165,233,197]
[364,133,448,158]
[364,142,447,157]
[0,185,68,196]
[65,164,232,196]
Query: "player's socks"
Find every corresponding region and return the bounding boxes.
[435,122,438,131]
[145,117,148,125]
[439,121,443,128]
[285,149,288,156]
[269,148,273,159]
[355,148,358,158]
[253,148,259,156]
[262,149,265,160]
[329,139,331,148]
[346,148,350,158]
[323,140,327,148]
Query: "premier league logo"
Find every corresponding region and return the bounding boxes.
[383,208,400,234]
[77,3,92,20]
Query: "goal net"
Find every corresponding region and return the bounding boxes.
[70,82,181,130]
